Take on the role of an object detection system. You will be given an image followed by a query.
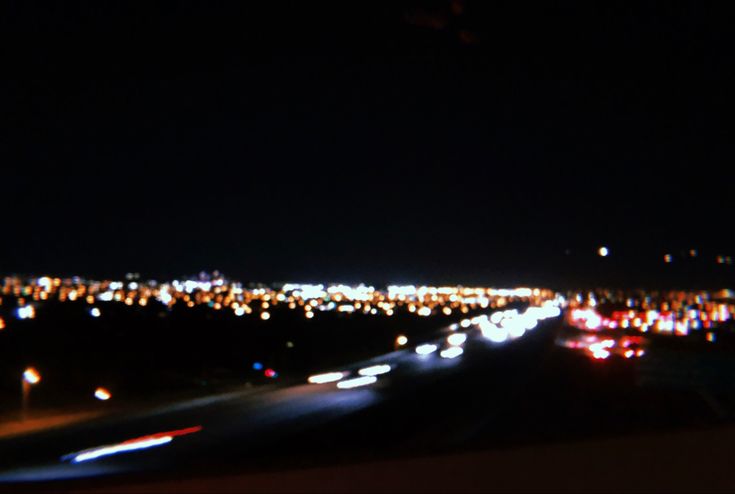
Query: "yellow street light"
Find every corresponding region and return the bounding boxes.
[22,367,41,421]
[94,387,111,401]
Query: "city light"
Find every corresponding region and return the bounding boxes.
[16,305,35,320]
[598,246,609,257]
[0,276,557,329]
[396,335,408,346]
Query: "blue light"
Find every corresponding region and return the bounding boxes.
[252,362,263,371]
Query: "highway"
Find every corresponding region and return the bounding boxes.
[0,306,561,486]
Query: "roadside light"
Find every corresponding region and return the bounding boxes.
[23,367,41,385]
[396,335,408,346]
[21,367,41,422]
[94,387,112,401]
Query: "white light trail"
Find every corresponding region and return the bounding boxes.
[358,364,391,376]
[337,375,377,389]
[307,372,345,384]
[72,436,172,463]
[447,333,467,346]
[415,343,438,355]
[440,347,464,359]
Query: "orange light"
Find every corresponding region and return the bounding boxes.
[23,367,41,385]
[94,387,112,401]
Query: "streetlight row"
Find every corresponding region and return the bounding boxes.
[20,366,111,421]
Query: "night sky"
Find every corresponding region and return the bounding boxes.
[3,2,734,288]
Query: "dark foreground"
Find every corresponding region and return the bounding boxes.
[2,318,735,492]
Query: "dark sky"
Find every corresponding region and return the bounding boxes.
[2,1,734,288]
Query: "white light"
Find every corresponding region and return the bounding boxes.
[234,307,245,316]
[447,333,467,346]
[542,306,561,318]
[94,387,111,400]
[358,364,391,376]
[307,372,345,384]
[440,347,464,359]
[23,368,41,384]
[158,291,172,305]
[16,306,35,320]
[72,436,172,463]
[460,319,471,328]
[479,321,508,343]
[90,307,101,318]
[490,312,503,324]
[337,375,377,389]
[396,335,408,346]
[598,246,609,257]
[501,317,526,339]
[523,316,538,330]
[415,343,438,355]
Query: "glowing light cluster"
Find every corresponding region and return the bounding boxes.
[1,275,559,327]
[567,288,735,338]
[473,302,564,344]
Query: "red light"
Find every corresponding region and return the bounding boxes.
[264,368,276,378]
[120,425,202,445]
